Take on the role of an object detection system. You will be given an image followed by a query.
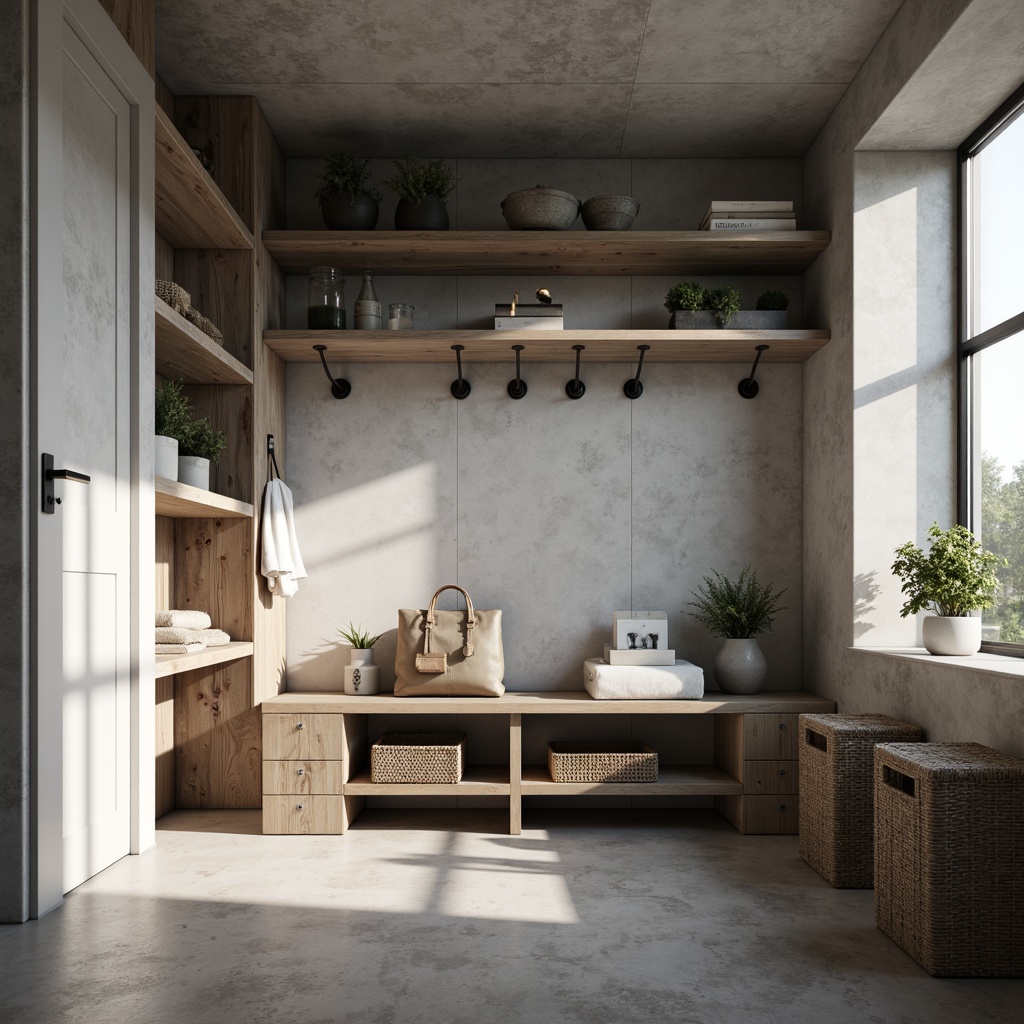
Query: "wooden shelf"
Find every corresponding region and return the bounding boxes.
[155,106,254,251]
[155,297,253,384]
[521,764,742,796]
[155,477,254,518]
[264,329,829,364]
[155,641,254,679]
[262,230,830,276]
[344,766,510,796]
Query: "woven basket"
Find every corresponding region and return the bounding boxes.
[183,305,224,342]
[874,742,1024,977]
[799,713,922,888]
[155,279,190,314]
[371,732,465,784]
[548,742,658,783]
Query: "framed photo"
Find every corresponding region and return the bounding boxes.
[612,611,669,651]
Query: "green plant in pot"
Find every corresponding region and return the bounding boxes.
[154,379,191,481]
[753,289,790,328]
[338,622,384,694]
[688,565,786,693]
[315,154,383,230]
[891,523,1003,656]
[664,282,742,328]
[177,416,226,492]
[383,156,458,230]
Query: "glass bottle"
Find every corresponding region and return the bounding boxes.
[354,270,382,330]
[307,266,345,330]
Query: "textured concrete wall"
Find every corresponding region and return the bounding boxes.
[283,158,806,694]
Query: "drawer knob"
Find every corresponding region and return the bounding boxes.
[296,722,304,730]
[297,768,305,776]
[779,803,787,811]
[779,769,786,776]
[779,723,787,730]
[296,803,304,810]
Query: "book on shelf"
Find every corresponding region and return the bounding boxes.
[703,218,797,231]
[705,200,793,214]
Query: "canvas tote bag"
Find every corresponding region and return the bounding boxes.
[395,585,504,697]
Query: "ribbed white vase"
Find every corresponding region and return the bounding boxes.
[714,638,767,694]
[922,616,981,656]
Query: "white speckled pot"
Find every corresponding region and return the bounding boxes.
[922,616,981,656]
[344,648,379,695]
[714,638,768,694]
[155,435,178,481]
[177,455,210,490]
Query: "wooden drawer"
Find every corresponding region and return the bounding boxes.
[743,760,798,795]
[262,713,345,760]
[262,795,354,835]
[263,760,346,795]
[717,794,800,834]
[743,714,798,760]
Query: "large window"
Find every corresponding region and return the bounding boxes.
[960,84,1024,655]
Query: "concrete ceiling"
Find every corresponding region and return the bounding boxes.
[155,0,905,159]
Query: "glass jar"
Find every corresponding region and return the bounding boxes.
[308,266,345,330]
[386,303,415,330]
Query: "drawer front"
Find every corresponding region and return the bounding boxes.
[263,713,345,760]
[743,714,798,760]
[263,760,346,795]
[262,795,349,835]
[740,794,799,834]
[743,759,798,795]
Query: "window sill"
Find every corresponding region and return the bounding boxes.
[851,646,1024,681]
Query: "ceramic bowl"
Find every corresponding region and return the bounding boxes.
[581,195,640,231]
[501,186,581,230]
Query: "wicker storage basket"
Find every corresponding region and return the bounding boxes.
[371,732,465,784]
[548,742,658,783]
[155,279,190,314]
[799,713,922,888]
[183,304,224,342]
[874,742,1024,977]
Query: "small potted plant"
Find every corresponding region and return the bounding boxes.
[337,623,384,694]
[891,523,1003,655]
[382,156,458,230]
[155,379,192,481]
[177,416,227,491]
[664,282,742,328]
[754,289,789,328]
[688,565,786,693]
[315,154,383,230]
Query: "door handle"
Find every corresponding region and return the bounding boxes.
[42,453,91,513]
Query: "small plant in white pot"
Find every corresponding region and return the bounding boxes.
[177,416,226,491]
[338,623,384,695]
[891,523,1003,656]
[688,565,786,694]
[154,379,191,481]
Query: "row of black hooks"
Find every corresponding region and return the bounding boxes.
[315,343,771,402]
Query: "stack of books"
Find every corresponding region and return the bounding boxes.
[698,200,795,232]
[494,303,564,330]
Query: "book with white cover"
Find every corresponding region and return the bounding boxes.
[705,200,793,214]
[705,218,796,231]
[603,645,676,667]
[699,210,795,229]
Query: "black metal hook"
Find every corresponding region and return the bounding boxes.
[507,345,527,399]
[267,434,282,480]
[313,344,351,399]
[450,344,471,400]
[738,344,769,399]
[565,344,586,400]
[623,344,650,400]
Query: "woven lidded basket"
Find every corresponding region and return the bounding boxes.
[371,732,465,784]
[548,742,658,783]
[155,279,190,314]
[183,304,224,342]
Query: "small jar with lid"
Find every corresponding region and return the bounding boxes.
[387,303,415,329]
[307,266,345,329]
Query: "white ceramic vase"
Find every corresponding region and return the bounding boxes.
[155,435,178,481]
[714,638,767,694]
[177,455,210,490]
[344,648,379,695]
[922,615,981,656]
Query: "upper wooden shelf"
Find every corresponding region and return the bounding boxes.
[155,477,254,519]
[155,107,254,251]
[264,329,829,364]
[155,297,253,385]
[262,230,831,276]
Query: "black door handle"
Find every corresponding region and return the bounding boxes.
[42,453,91,514]
[48,468,91,483]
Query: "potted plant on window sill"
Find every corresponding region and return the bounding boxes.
[383,156,458,230]
[688,565,786,693]
[315,153,383,230]
[338,623,384,694]
[891,523,1003,656]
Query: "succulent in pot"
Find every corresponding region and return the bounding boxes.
[315,153,383,230]
[337,622,384,694]
[383,156,458,230]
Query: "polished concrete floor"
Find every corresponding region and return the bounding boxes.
[1,809,1021,1024]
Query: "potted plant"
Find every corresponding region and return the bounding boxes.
[177,416,227,491]
[338,623,384,694]
[382,156,458,230]
[891,523,1003,655]
[665,282,742,328]
[754,289,789,328]
[154,378,191,481]
[315,154,383,230]
[688,565,786,693]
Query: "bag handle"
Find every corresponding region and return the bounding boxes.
[424,584,476,657]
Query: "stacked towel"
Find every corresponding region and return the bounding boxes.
[261,479,307,598]
[156,642,206,655]
[156,626,231,647]
[154,611,230,656]
[156,610,212,629]
[583,658,705,700]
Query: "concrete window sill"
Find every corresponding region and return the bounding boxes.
[852,646,1024,680]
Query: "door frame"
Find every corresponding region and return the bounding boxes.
[30,0,154,917]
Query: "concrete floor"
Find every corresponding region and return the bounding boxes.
[1,809,1021,1024]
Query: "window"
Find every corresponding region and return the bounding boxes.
[959,84,1024,655]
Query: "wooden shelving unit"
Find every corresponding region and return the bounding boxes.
[520,765,742,796]
[345,766,511,796]
[155,477,254,518]
[155,297,253,384]
[154,641,254,679]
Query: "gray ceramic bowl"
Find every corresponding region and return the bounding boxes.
[581,195,640,231]
[501,186,581,230]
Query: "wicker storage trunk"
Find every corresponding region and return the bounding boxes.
[799,713,922,887]
[874,742,1024,977]
[548,742,658,783]
[371,733,465,784]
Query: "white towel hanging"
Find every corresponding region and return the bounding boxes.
[261,478,307,597]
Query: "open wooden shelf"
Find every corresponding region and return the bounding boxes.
[345,766,510,796]
[264,329,829,364]
[155,477,254,518]
[520,764,743,796]
[155,106,254,251]
[155,641,254,679]
[262,230,830,276]
[155,297,253,384]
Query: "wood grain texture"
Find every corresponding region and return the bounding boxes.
[155,74,174,117]
[520,764,743,795]
[743,714,800,759]
[714,716,744,779]
[155,478,253,518]
[262,760,346,795]
[263,713,347,760]
[716,794,800,834]
[180,384,253,503]
[509,713,522,835]
[262,230,832,276]
[344,766,510,796]
[262,795,350,834]
[155,675,175,817]
[264,329,829,364]
[99,0,154,76]
[155,297,253,385]
[343,713,368,782]
[742,760,799,795]
[154,642,253,679]
[155,514,175,609]
[155,233,174,282]
[173,249,254,366]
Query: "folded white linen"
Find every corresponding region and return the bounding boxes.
[155,610,212,629]
[583,657,705,700]
[156,626,231,646]
[261,478,307,598]
[156,642,206,654]
[192,628,231,647]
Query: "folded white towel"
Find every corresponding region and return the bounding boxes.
[583,658,705,700]
[156,642,206,655]
[261,478,307,598]
[156,610,212,629]
[192,628,231,647]
[156,626,232,646]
